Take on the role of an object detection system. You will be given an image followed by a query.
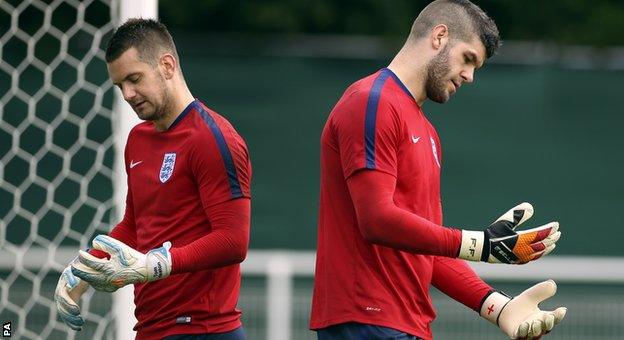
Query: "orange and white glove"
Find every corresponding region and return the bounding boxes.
[458,203,560,264]
[480,280,567,339]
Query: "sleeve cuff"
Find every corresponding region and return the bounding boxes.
[87,248,111,260]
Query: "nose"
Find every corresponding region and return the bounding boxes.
[121,85,136,102]
[461,67,475,84]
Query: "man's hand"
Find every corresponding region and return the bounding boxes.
[71,235,172,292]
[481,280,567,339]
[55,260,89,330]
[458,203,561,264]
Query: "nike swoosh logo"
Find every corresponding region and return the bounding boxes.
[411,136,421,144]
[129,160,143,169]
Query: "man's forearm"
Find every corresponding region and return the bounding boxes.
[170,198,250,273]
[348,169,461,257]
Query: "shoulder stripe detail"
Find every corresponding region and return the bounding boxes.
[364,69,391,169]
[197,105,243,198]
[168,99,198,130]
[384,68,415,100]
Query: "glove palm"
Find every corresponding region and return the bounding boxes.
[481,280,567,339]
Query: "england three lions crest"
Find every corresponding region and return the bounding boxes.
[159,153,176,183]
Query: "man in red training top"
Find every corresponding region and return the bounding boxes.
[310,1,566,339]
[54,19,251,340]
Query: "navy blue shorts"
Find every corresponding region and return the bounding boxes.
[316,322,422,340]
[164,326,245,340]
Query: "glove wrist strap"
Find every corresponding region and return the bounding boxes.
[458,230,485,261]
[146,241,173,281]
[480,291,511,325]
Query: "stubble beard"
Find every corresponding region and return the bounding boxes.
[138,75,172,122]
[425,45,452,104]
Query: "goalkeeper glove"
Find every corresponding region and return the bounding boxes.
[55,258,89,330]
[71,235,172,292]
[480,280,567,339]
[458,202,560,264]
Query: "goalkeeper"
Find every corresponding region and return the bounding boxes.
[310,1,565,339]
[54,19,251,340]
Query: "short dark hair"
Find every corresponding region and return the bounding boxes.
[410,0,501,58]
[105,18,179,65]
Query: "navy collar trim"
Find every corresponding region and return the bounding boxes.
[382,68,415,100]
[167,99,200,130]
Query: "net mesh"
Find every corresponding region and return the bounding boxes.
[0,0,118,339]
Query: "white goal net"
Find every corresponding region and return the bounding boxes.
[0,0,133,339]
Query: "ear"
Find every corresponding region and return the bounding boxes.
[430,24,449,51]
[160,54,177,80]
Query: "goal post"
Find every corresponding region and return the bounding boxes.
[112,3,158,340]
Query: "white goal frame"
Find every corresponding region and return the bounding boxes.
[111,2,158,340]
